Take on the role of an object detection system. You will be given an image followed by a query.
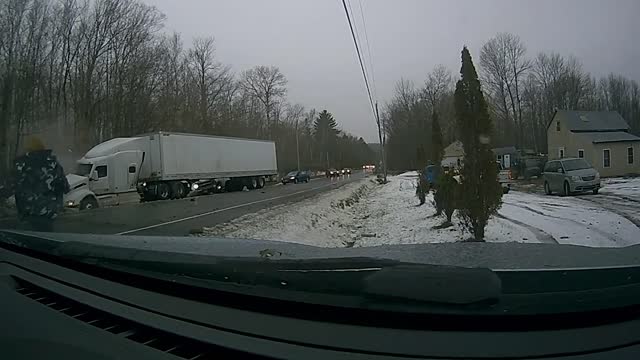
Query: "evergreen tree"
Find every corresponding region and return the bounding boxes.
[313,110,338,169]
[454,47,503,241]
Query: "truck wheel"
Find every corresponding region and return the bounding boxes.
[157,182,171,200]
[170,181,186,199]
[251,178,258,189]
[257,177,265,189]
[80,196,98,210]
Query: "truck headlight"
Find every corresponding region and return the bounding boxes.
[191,183,199,191]
[67,201,75,207]
[142,182,147,187]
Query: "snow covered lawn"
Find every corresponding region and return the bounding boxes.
[201,173,640,248]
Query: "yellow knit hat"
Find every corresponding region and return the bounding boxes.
[25,136,46,152]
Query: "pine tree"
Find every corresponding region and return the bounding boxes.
[313,110,338,169]
[454,47,503,241]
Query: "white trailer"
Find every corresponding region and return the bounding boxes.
[64,132,278,209]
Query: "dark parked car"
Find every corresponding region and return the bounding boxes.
[282,171,310,184]
[327,168,339,178]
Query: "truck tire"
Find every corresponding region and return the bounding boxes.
[170,181,186,199]
[250,177,258,190]
[80,196,99,210]
[257,177,265,189]
[157,182,171,200]
[225,179,240,192]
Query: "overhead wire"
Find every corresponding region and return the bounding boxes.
[357,0,377,103]
[341,0,376,119]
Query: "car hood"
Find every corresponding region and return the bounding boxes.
[2,230,640,270]
[66,174,88,188]
[566,168,598,177]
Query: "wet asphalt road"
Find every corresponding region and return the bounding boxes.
[1,172,365,236]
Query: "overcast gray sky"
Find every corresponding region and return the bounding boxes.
[143,0,639,142]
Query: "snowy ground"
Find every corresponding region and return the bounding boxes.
[201,173,640,248]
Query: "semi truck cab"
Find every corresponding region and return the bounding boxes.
[64,138,146,210]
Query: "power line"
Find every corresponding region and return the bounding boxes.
[341,0,376,118]
[358,0,377,102]
[346,0,369,93]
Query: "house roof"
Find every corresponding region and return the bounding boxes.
[443,140,464,157]
[577,131,640,144]
[549,110,630,132]
[492,146,517,155]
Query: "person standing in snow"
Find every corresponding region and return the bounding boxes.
[13,137,70,231]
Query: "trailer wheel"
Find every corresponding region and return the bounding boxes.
[79,196,99,210]
[257,177,265,189]
[170,181,186,199]
[250,177,258,189]
[157,182,171,200]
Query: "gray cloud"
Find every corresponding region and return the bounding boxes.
[143,0,640,142]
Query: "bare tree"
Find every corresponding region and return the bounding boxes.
[480,32,531,147]
[187,36,231,132]
[241,65,287,138]
[424,64,452,109]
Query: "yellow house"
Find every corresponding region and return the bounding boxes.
[547,110,640,177]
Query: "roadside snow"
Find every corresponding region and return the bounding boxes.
[201,172,640,248]
[501,192,639,247]
[201,179,374,247]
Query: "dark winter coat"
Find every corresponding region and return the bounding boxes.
[14,150,70,219]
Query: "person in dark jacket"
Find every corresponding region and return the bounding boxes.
[13,137,70,231]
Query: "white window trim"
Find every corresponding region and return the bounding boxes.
[558,147,565,158]
[578,149,584,158]
[628,146,634,165]
[603,148,611,168]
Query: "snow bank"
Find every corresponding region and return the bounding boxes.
[201,172,640,248]
[200,179,377,247]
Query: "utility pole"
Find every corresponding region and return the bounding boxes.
[375,102,387,182]
[295,118,300,171]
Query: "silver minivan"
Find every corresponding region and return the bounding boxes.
[543,158,601,196]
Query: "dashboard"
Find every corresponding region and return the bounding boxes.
[2,232,640,359]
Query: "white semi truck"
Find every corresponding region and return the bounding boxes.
[64,132,278,210]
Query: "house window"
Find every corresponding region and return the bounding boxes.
[559,147,565,158]
[603,149,611,168]
[556,121,560,131]
[578,149,584,158]
[628,147,634,165]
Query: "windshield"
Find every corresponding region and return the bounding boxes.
[562,159,591,171]
[76,163,93,176]
[0,0,639,308]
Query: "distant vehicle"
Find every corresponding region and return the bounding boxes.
[282,171,310,184]
[342,168,352,175]
[543,158,600,196]
[64,132,278,209]
[327,169,339,178]
[512,155,546,180]
[497,162,512,194]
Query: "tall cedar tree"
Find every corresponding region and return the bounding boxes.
[454,47,503,241]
